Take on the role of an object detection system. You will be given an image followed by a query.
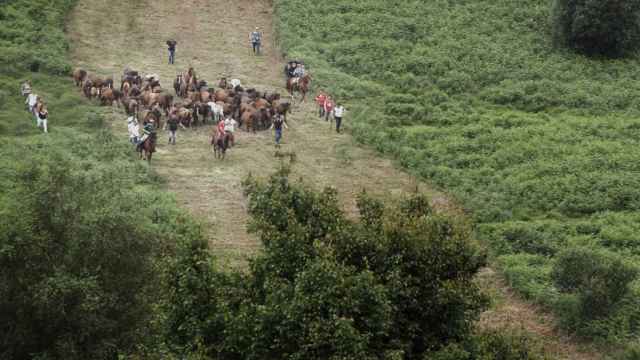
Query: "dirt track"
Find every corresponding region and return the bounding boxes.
[67,1,604,358]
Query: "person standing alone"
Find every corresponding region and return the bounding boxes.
[166,39,177,64]
[249,27,262,55]
[269,113,287,147]
[165,112,182,145]
[333,103,346,133]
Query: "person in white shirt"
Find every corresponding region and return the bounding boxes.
[21,80,32,97]
[333,103,346,133]
[127,116,140,144]
[223,116,238,146]
[26,93,38,115]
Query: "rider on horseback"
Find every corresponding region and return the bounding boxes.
[293,63,305,78]
[224,116,237,147]
[137,121,156,152]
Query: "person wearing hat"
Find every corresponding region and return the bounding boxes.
[249,27,262,55]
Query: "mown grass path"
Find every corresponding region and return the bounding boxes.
[67,0,603,358]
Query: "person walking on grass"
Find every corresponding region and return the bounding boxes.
[249,27,262,55]
[36,103,48,133]
[166,39,177,64]
[269,113,287,147]
[165,112,184,145]
[314,90,327,118]
[333,103,346,133]
[26,93,38,115]
[323,96,334,122]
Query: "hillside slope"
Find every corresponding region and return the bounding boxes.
[273,0,640,348]
[67,0,606,358]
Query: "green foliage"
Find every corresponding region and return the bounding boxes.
[163,168,489,359]
[274,0,640,343]
[428,329,549,360]
[551,248,638,335]
[552,0,640,57]
[0,0,75,76]
[0,134,192,359]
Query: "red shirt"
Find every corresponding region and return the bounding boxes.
[324,100,334,112]
[217,120,225,134]
[315,94,327,106]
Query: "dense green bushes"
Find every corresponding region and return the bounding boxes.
[163,168,491,359]
[0,135,191,359]
[552,0,640,57]
[0,0,196,358]
[274,0,640,345]
[0,0,75,76]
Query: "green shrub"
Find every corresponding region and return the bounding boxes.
[551,247,638,322]
[0,139,180,359]
[552,0,640,57]
[163,168,488,359]
[427,329,549,360]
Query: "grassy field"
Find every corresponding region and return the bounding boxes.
[274,0,640,347]
[66,0,443,264]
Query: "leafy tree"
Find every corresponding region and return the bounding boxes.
[165,167,489,359]
[0,145,172,359]
[552,0,640,56]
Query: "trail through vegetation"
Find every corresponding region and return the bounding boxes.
[66,0,606,358]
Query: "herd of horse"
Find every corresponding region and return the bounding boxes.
[71,66,313,161]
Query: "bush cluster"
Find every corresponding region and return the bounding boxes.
[163,168,491,359]
[552,0,640,57]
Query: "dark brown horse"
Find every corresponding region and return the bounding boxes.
[212,132,230,159]
[139,133,156,162]
[286,74,312,101]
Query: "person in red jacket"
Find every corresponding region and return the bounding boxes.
[323,96,334,122]
[314,91,327,118]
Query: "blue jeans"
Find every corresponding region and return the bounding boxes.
[275,128,282,144]
[252,41,261,55]
[168,50,175,64]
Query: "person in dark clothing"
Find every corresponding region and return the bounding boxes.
[165,110,185,145]
[166,40,177,64]
[249,27,262,55]
[269,113,288,147]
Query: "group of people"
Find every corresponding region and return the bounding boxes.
[314,91,346,133]
[21,80,49,133]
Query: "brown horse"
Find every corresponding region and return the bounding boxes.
[139,133,156,162]
[211,131,230,159]
[72,68,87,87]
[286,74,312,101]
